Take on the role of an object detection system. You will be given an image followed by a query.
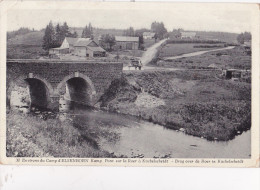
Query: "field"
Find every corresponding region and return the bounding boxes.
[158,43,225,58]
[7,31,47,59]
[156,46,251,70]
[99,70,251,141]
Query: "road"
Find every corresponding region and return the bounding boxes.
[123,39,167,70]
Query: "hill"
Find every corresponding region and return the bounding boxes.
[70,27,124,37]
[7,31,46,59]
[194,31,239,43]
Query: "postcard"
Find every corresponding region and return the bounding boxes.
[0,1,259,167]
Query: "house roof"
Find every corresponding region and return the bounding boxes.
[74,38,93,47]
[87,46,106,52]
[65,37,90,46]
[51,47,69,50]
[65,37,79,46]
[115,36,139,42]
[143,32,155,37]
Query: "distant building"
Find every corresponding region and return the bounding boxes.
[115,36,139,50]
[49,37,106,57]
[74,38,106,57]
[180,32,197,39]
[143,32,155,39]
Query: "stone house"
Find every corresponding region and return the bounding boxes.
[74,38,106,57]
[115,36,139,50]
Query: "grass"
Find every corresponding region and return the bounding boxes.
[7,31,47,59]
[159,43,225,58]
[6,111,114,157]
[99,70,251,141]
[157,46,251,70]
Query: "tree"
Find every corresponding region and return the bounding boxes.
[82,23,94,39]
[42,21,56,50]
[100,34,116,51]
[61,22,72,37]
[237,32,251,44]
[151,21,167,40]
[123,27,135,36]
[135,29,147,49]
[54,23,63,46]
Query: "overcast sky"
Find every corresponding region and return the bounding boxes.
[7,5,251,33]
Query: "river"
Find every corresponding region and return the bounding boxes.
[57,106,251,159]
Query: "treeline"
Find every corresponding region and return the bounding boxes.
[7,27,36,39]
[42,21,78,50]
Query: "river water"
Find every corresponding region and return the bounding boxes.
[58,106,251,159]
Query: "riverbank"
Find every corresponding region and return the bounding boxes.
[6,110,114,157]
[99,70,251,141]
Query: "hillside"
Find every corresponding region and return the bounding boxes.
[194,31,239,43]
[70,27,124,37]
[8,31,44,46]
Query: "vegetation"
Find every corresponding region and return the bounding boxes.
[7,27,35,40]
[81,23,94,39]
[151,21,167,40]
[158,43,225,57]
[99,70,251,141]
[100,34,116,51]
[155,46,251,70]
[6,111,114,157]
[237,32,251,44]
[42,21,77,50]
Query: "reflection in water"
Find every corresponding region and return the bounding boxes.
[58,104,250,159]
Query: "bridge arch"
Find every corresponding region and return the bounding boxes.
[57,72,97,107]
[8,74,54,109]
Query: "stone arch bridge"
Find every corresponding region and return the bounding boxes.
[7,60,123,111]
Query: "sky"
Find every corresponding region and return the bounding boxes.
[7,4,252,33]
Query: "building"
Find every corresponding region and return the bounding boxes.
[115,36,139,50]
[49,37,106,57]
[143,32,155,39]
[180,32,197,39]
[49,37,84,55]
[74,38,106,57]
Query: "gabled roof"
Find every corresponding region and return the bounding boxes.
[65,37,90,46]
[65,37,79,46]
[115,36,139,42]
[74,38,93,47]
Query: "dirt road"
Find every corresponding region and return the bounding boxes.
[123,39,167,70]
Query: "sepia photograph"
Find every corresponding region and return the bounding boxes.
[0,2,259,166]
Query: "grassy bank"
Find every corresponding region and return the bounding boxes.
[159,43,225,57]
[6,111,113,157]
[99,70,251,141]
[155,46,251,70]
